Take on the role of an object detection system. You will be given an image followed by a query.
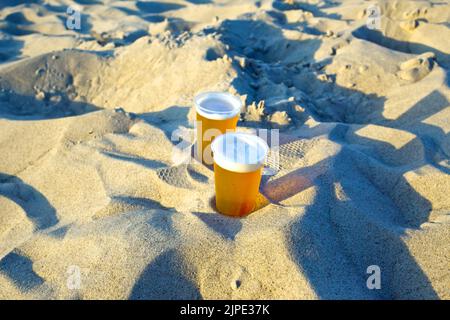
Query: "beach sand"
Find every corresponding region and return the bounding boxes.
[0,0,449,299]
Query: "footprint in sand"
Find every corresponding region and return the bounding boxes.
[156,164,209,189]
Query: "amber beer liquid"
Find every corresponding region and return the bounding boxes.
[211,132,269,217]
[194,92,241,165]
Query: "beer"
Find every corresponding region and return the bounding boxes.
[211,132,269,217]
[194,92,241,164]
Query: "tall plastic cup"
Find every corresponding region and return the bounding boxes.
[211,132,269,217]
[194,92,242,165]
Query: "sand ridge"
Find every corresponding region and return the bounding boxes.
[0,0,449,299]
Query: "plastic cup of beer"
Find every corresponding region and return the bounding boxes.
[194,92,242,165]
[211,132,269,217]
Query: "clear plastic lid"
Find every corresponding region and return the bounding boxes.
[194,92,242,120]
[211,132,269,173]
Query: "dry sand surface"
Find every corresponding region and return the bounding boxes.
[0,0,449,299]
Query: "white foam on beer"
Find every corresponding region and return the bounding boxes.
[211,132,269,173]
[194,92,242,120]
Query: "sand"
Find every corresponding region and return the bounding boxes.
[0,0,449,299]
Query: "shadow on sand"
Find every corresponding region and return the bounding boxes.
[0,91,101,121]
[0,173,58,232]
[130,249,201,299]
[0,250,44,291]
[0,0,445,299]
[214,5,441,298]
[136,1,185,14]
[0,0,41,10]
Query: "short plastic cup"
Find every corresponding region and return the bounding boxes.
[211,132,269,217]
[194,92,242,165]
